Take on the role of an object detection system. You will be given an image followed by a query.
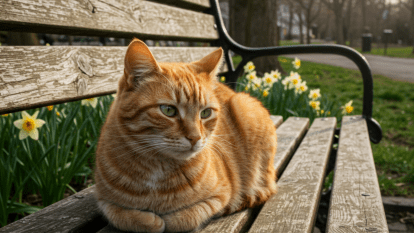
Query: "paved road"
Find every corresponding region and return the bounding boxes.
[285,54,414,83]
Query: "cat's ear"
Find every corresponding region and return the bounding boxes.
[191,48,223,79]
[123,39,161,89]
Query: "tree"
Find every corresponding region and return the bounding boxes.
[293,0,322,44]
[401,0,414,53]
[320,0,349,45]
[229,0,284,74]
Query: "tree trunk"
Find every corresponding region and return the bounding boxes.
[299,10,304,44]
[229,0,248,45]
[411,0,414,53]
[306,9,311,44]
[249,0,284,74]
[287,2,294,40]
[334,9,344,44]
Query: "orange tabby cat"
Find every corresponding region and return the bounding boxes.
[94,39,277,232]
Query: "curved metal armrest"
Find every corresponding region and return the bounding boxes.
[209,0,382,144]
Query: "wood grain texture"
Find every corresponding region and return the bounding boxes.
[148,0,211,11]
[0,46,227,114]
[273,117,309,178]
[0,186,105,233]
[270,115,284,129]
[326,116,388,233]
[248,117,337,233]
[0,0,218,41]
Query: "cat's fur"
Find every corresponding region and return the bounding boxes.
[94,39,277,232]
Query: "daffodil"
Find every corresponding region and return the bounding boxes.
[13,111,45,140]
[293,57,301,69]
[220,76,226,82]
[309,100,321,111]
[290,73,301,86]
[263,73,275,87]
[47,105,54,111]
[263,90,269,97]
[295,81,308,94]
[341,100,354,115]
[309,89,321,100]
[81,98,98,108]
[244,61,255,73]
[2,113,9,117]
[270,70,281,81]
[246,71,257,81]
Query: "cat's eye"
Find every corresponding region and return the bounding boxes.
[200,109,212,119]
[160,105,177,117]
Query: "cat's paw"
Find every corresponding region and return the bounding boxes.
[162,213,198,232]
[144,212,166,233]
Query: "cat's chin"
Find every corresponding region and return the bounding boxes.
[164,149,201,161]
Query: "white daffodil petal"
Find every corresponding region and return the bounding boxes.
[29,128,39,140]
[32,111,39,119]
[21,111,30,119]
[91,99,98,108]
[19,130,29,140]
[81,100,87,106]
[35,119,46,128]
[14,119,24,129]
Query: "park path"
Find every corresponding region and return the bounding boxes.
[285,53,414,83]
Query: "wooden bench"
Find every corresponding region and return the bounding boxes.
[0,0,387,232]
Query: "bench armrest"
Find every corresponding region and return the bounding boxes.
[208,0,382,144]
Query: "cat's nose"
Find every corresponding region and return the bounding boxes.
[186,135,201,147]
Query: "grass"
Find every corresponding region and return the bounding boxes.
[354,46,414,59]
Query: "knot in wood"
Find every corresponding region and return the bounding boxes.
[77,74,89,95]
[76,53,93,77]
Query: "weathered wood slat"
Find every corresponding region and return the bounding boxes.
[189,117,309,233]
[249,117,336,233]
[0,0,218,41]
[0,186,105,233]
[326,116,388,232]
[0,46,227,114]
[149,0,211,11]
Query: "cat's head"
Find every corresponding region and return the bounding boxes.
[114,39,223,161]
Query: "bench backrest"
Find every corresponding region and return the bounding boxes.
[0,0,227,114]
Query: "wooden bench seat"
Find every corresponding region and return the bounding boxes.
[0,0,386,232]
[0,116,388,233]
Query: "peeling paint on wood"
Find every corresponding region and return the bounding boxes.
[0,46,227,114]
[0,186,106,233]
[0,0,218,41]
[326,116,388,233]
[249,118,336,233]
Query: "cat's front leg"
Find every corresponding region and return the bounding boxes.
[161,196,225,232]
[98,200,165,233]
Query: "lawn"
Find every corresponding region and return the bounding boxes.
[354,46,414,59]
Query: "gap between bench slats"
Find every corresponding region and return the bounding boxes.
[326,116,388,232]
[0,186,104,233]
[148,0,211,11]
[249,117,337,233]
[0,46,227,115]
[0,0,218,41]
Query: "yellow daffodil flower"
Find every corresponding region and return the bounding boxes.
[243,61,255,73]
[342,100,354,114]
[263,90,269,97]
[293,57,301,69]
[220,76,226,82]
[309,100,321,111]
[13,111,45,140]
[309,89,321,100]
[81,98,98,108]
[270,70,281,81]
[246,71,257,81]
[47,105,54,111]
[2,113,9,117]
